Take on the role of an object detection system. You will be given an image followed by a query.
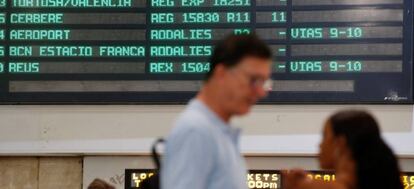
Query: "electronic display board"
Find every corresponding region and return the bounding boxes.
[124,169,414,189]
[0,0,412,103]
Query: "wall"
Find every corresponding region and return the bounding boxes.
[0,104,413,188]
[0,104,412,155]
[0,157,82,189]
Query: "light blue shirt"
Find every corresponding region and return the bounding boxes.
[161,99,248,189]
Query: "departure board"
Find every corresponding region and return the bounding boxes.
[0,0,412,103]
[124,169,414,189]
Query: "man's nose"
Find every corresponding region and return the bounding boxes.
[256,87,269,98]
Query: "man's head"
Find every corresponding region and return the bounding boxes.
[203,33,272,116]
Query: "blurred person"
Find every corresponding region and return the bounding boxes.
[87,178,116,189]
[284,110,403,189]
[161,33,273,189]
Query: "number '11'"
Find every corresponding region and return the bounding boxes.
[272,12,286,23]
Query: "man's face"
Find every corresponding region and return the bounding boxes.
[219,56,272,115]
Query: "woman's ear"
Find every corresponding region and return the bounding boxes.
[334,136,349,158]
[336,136,347,149]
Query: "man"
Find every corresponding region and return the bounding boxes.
[161,33,273,189]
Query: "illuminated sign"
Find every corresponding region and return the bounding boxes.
[0,0,412,103]
[247,170,281,189]
[125,169,414,189]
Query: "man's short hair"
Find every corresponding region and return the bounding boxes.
[205,33,272,80]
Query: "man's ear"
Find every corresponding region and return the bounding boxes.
[213,64,227,79]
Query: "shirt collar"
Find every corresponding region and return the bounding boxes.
[189,99,241,144]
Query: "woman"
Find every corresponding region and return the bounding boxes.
[284,110,403,189]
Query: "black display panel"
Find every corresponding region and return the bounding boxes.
[0,0,412,104]
[124,169,414,189]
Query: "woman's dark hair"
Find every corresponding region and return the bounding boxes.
[328,110,403,189]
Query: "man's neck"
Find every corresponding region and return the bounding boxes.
[196,87,231,123]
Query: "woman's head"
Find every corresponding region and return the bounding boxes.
[319,110,380,169]
[319,110,402,189]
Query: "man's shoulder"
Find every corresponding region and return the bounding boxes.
[172,108,211,135]
[166,106,215,143]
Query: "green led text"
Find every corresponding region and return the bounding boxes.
[151,13,174,23]
[291,28,323,39]
[181,62,209,73]
[149,62,210,73]
[272,12,286,23]
[13,0,132,8]
[0,13,5,23]
[150,62,174,73]
[150,46,211,56]
[9,62,39,73]
[181,0,204,6]
[11,13,63,24]
[10,30,70,40]
[150,29,212,40]
[99,46,145,57]
[213,0,250,6]
[329,61,362,72]
[183,12,220,23]
[290,61,322,72]
[10,46,32,56]
[234,28,250,35]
